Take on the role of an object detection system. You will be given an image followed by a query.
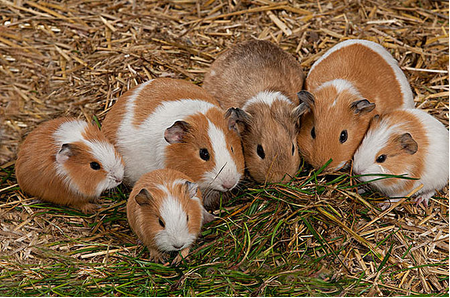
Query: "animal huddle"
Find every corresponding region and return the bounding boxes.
[15,39,449,264]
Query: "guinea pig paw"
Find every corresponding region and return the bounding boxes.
[171,255,183,266]
[78,203,100,214]
[414,191,435,209]
[172,248,190,266]
[149,249,166,264]
[414,197,429,209]
[378,201,392,211]
[357,188,367,195]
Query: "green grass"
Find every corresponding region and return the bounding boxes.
[0,163,448,296]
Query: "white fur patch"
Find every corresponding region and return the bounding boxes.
[353,108,449,199]
[53,119,124,197]
[202,120,241,192]
[353,119,399,177]
[315,79,362,106]
[117,82,217,184]
[242,91,292,110]
[155,195,197,252]
[407,109,449,198]
[310,39,414,108]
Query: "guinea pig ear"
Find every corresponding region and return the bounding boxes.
[184,181,199,199]
[135,188,153,206]
[296,90,315,115]
[368,114,381,127]
[395,133,418,155]
[56,144,77,164]
[225,107,251,135]
[164,121,191,144]
[350,99,376,115]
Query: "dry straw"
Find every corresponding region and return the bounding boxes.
[0,0,448,296]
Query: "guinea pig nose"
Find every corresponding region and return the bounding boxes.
[173,244,183,250]
[222,181,235,190]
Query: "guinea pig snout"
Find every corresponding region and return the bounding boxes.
[172,243,184,250]
[221,180,237,191]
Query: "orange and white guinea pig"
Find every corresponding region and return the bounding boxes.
[203,39,305,183]
[127,168,213,264]
[15,117,124,213]
[353,108,449,207]
[102,78,245,207]
[297,39,415,171]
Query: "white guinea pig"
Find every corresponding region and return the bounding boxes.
[297,39,415,171]
[127,168,213,264]
[15,117,124,213]
[102,78,245,207]
[353,108,449,206]
[203,39,305,183]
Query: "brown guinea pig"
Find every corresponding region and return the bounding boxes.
[15,117,124,213]
[297,39,415,171]
[203,39,305,184]
[127,168,214,264]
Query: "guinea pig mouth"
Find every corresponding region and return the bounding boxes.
[107,176,123,188]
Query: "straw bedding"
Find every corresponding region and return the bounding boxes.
[0,0,448,296]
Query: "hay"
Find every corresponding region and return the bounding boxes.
[0,0,448,296]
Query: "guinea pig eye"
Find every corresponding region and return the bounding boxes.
[257,144,265,159]
[291,144,295,156]
[311,127,316,139]
[339,130,348,144]
[90,162,101,170]
[199,148,210,161]
[230,146,234,153]
[376,154,387,163]
[186,214,189,222]
[158,218,165,228]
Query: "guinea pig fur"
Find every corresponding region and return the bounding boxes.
[127,169,212,264]
[353,108,449,207]
[203,39,305,183]
[102,78,245,208]
[297,39,415,171]
[15,117,124,213]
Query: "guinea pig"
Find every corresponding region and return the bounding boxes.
[203,39,305,184]
[127,168,213,264]
[15,117,124,213]
[297,39,415,171]
[353,108,449,207]
[101,78,245,208]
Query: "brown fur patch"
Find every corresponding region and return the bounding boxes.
[298,42,412,170]
[15,118,99,211]
[101,92,128,145]
[133,78,219,127]
[164,112,215,183]
[61,141,107,196]
[305,43,405,111]
[203,39,305,108]
[242,99,300,182]
[164,107,244,183]
[298,86,373,169]
[373,110,428,192]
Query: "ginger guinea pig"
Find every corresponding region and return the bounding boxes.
[353,108,449,207]
[203,39,305,183]
[127,169,213,264]
[297,39,415,171]
[102,78,245,207]
[15,117,124,213]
